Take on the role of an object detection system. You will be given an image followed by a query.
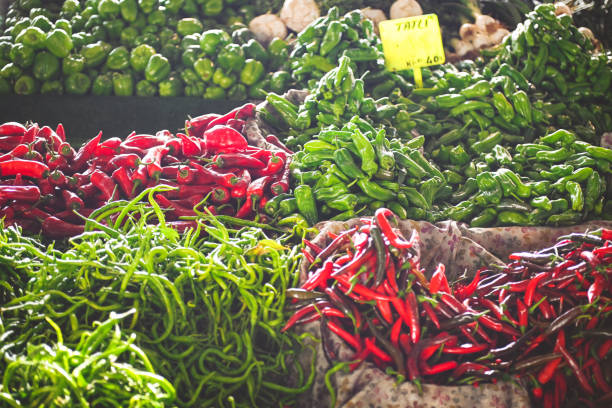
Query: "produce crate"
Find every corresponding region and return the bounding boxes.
[0,95,241,144]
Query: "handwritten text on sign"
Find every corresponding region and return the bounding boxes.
[379,14,445,72]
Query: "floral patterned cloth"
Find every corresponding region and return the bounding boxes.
[296,218,612,407]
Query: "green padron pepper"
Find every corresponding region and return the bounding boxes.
[112,72,133,96]
[16,26,47,50]
[199,29,230,55]
[10,44,35,68]
[45,29,73,58]
[177,18,203,36]
[138,0,158,14]
[193,57,214,81]
[33,51,60,81]
[269,70,290,94]
[119,0,139,22]
[201,0,223,16]
[212,68,235,89]
[62,53,85,75]
[217,43,245,73]
[476,172,502,205]
[239,59,264,86]
[136,79,156,96]
[159,75,183,97]
[64,72,91,95]
[92,73,113,95]
[106,46,130,70]
[81,41,111,67]
[144,53,170,83]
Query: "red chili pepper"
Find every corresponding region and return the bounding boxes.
[61,189,84,210]
[592,361,612,393]
[12,173,24,186]
[598,339,612,359]
[422,301,440,329]
[364,337,392,362]
[72,131,102,171]
[111,167,134,198]
[439,292,467,314]
[107,153,140,171]
[224,118,246,133]
[46,153,68,171]
[57,142,75,159]
[327,320,362,351]
[204,103,255,130]
[192,161,241,188]
[443,343,488,354]
[348,347,371,372]
[90,169,117,201]
[0,135,23,151]
[430,263,451,295]
[55,123,65,142]
[254,154,284,177]
[0,144,30,162]
[455,269,482,300]
[37,125,62,152]
[21,124,38,144]
[302,260,333,291]
[95,137,122,156]
[587,274,606,303]
[516,298,528,332]
[178,132,202,157]
[25,150,43,162]
[525,272,550,307]
[390,318,402,348]
[246,176,271,206]
[557,338,595,394]
[185,113,221,136]
[330,246,375,278]
[265,134,293,154]
[159,165,179,179]
[120,134,170,151]
[48,170,67,187]
[142,145,169,180]
[41,215,84,238]
[301,247,315,264]
[0,121,26,137]
[77,182,97,199]
[201,125,248,154]
[406,291,421,343]
[0,185,40,202]
[0,159,49,179]
[334,274,392,301]
[376,298,393,324]
[451,362,490,378]
[213,153,265,169]
[303,239,323,255]
[532,387,543,400]
[374,208,413,249]
[270,156,291,196]
[507,279,530,292]
[230,185,246,199]
[155,194,196,218]
[177,165,195,185]
[421,360,458,376]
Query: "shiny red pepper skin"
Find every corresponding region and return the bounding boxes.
[41,215,84,238]
[201,125,248,154]
[72,131,103,172]
[154,194,196,218]
[246,175,271,205]
[61,189,84,210]
[213,153,265,169]
[0,159,49,178]
[0,185,41,202]
[55,123,65,142]
[111,167,135,198]
[0,144,30,162]
[254,154,284,177]
[90,169,117,201]
[204,103,255,131]
[374,208,413,249]
[185,113,220,136]
[0,121,26,136]
[178,132,202,157]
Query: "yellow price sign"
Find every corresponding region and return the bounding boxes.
[379,14,445,88]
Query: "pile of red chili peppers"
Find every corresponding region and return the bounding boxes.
[286,208,612,408]
[0,103,293,237]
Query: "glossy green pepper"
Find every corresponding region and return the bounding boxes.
[62,53,85,75]
[103,20,124,41]
[54,19,72,36]
[212,68,235,89]
[105,46,130,70]
[476,172,502,204]
[0,63,22,80]
[199,29,230,55]
[239,59,264,86]
[136,79,156,96]
[165,0,185,13]
[193,57,214,81]
[129,44,154,72]
[158,75,183,97]
[267,37,288,71]
[92,73,113,95]
[39,79,62,94]
[203,85,225,99]
[248,79,269,99]
[227,83,247,100]
[62,0,81,18]
[16,26,47,50]
[180,68,199,85]
[217,43,245,73]
[10,43,35,68]
[45,29,73,58]
[201,0,223,16]
[112,71,133,96]
[98,0,120,18]
[119,0,138,21]
[177,18,203,36]
[144,53,170,83]
[184,81,205,97]
[138,0,158,14]
[64,72,91,95]
[33,51,60,81]
[14,75,38,95]
[81,41,111,67]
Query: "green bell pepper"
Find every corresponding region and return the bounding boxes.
[180,68,199,85]
[193,57,214,81]
[181,46,201,68]
[267,37,288,71]
[239,59,264,86]
[242,39,268,63]
[158,75,183,97]
[203,85,225,99]
[103,20,124,41]
[248,78,269,99]
[54,19,72,36]
[33,51,60,81]
[138,0,158,14]
[161,43,181,64]
[217,43,245,73]
[165,0,185,14]
[144,53,170,83]
[147,10,166,26]
[14,75,38,95]
[105,46,130,70]
[40,79,62,94]
[130,43,155,72]
[0,63,22,80]
[177,18,203,36]
[120,27,139,48]
[201,0,223,16]
[98,0,120,18]
[184,80,205,97]
[119,0,139,21]
[10,44,35,68]
[212,68,235,89]
[45,28,73,58]
[112,72,133,96]
[16,26,47,49]
[92,73,113,95]
[136,79,156,96]
[269,70,290,94]
[62,54,85,75]
[181,34,201,50]
[64,72,91,95]
[81,41,111,67]
[199,29,230,55]
[61,0,81,18]
[227,83,247,100]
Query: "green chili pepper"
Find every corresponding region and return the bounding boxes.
[294,185,318,225]
[564,181,584,212]
[357,178,395,202]
[492,92,515,122]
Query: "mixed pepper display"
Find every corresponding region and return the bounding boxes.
[287,209,612,408]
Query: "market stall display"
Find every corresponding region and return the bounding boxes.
[0,1,612,407]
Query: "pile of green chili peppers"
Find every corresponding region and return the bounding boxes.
[0,186,315,407]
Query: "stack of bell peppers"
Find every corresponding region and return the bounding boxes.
[0,103,294,237]
[285,208,612,408]
[0,0,289,98]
